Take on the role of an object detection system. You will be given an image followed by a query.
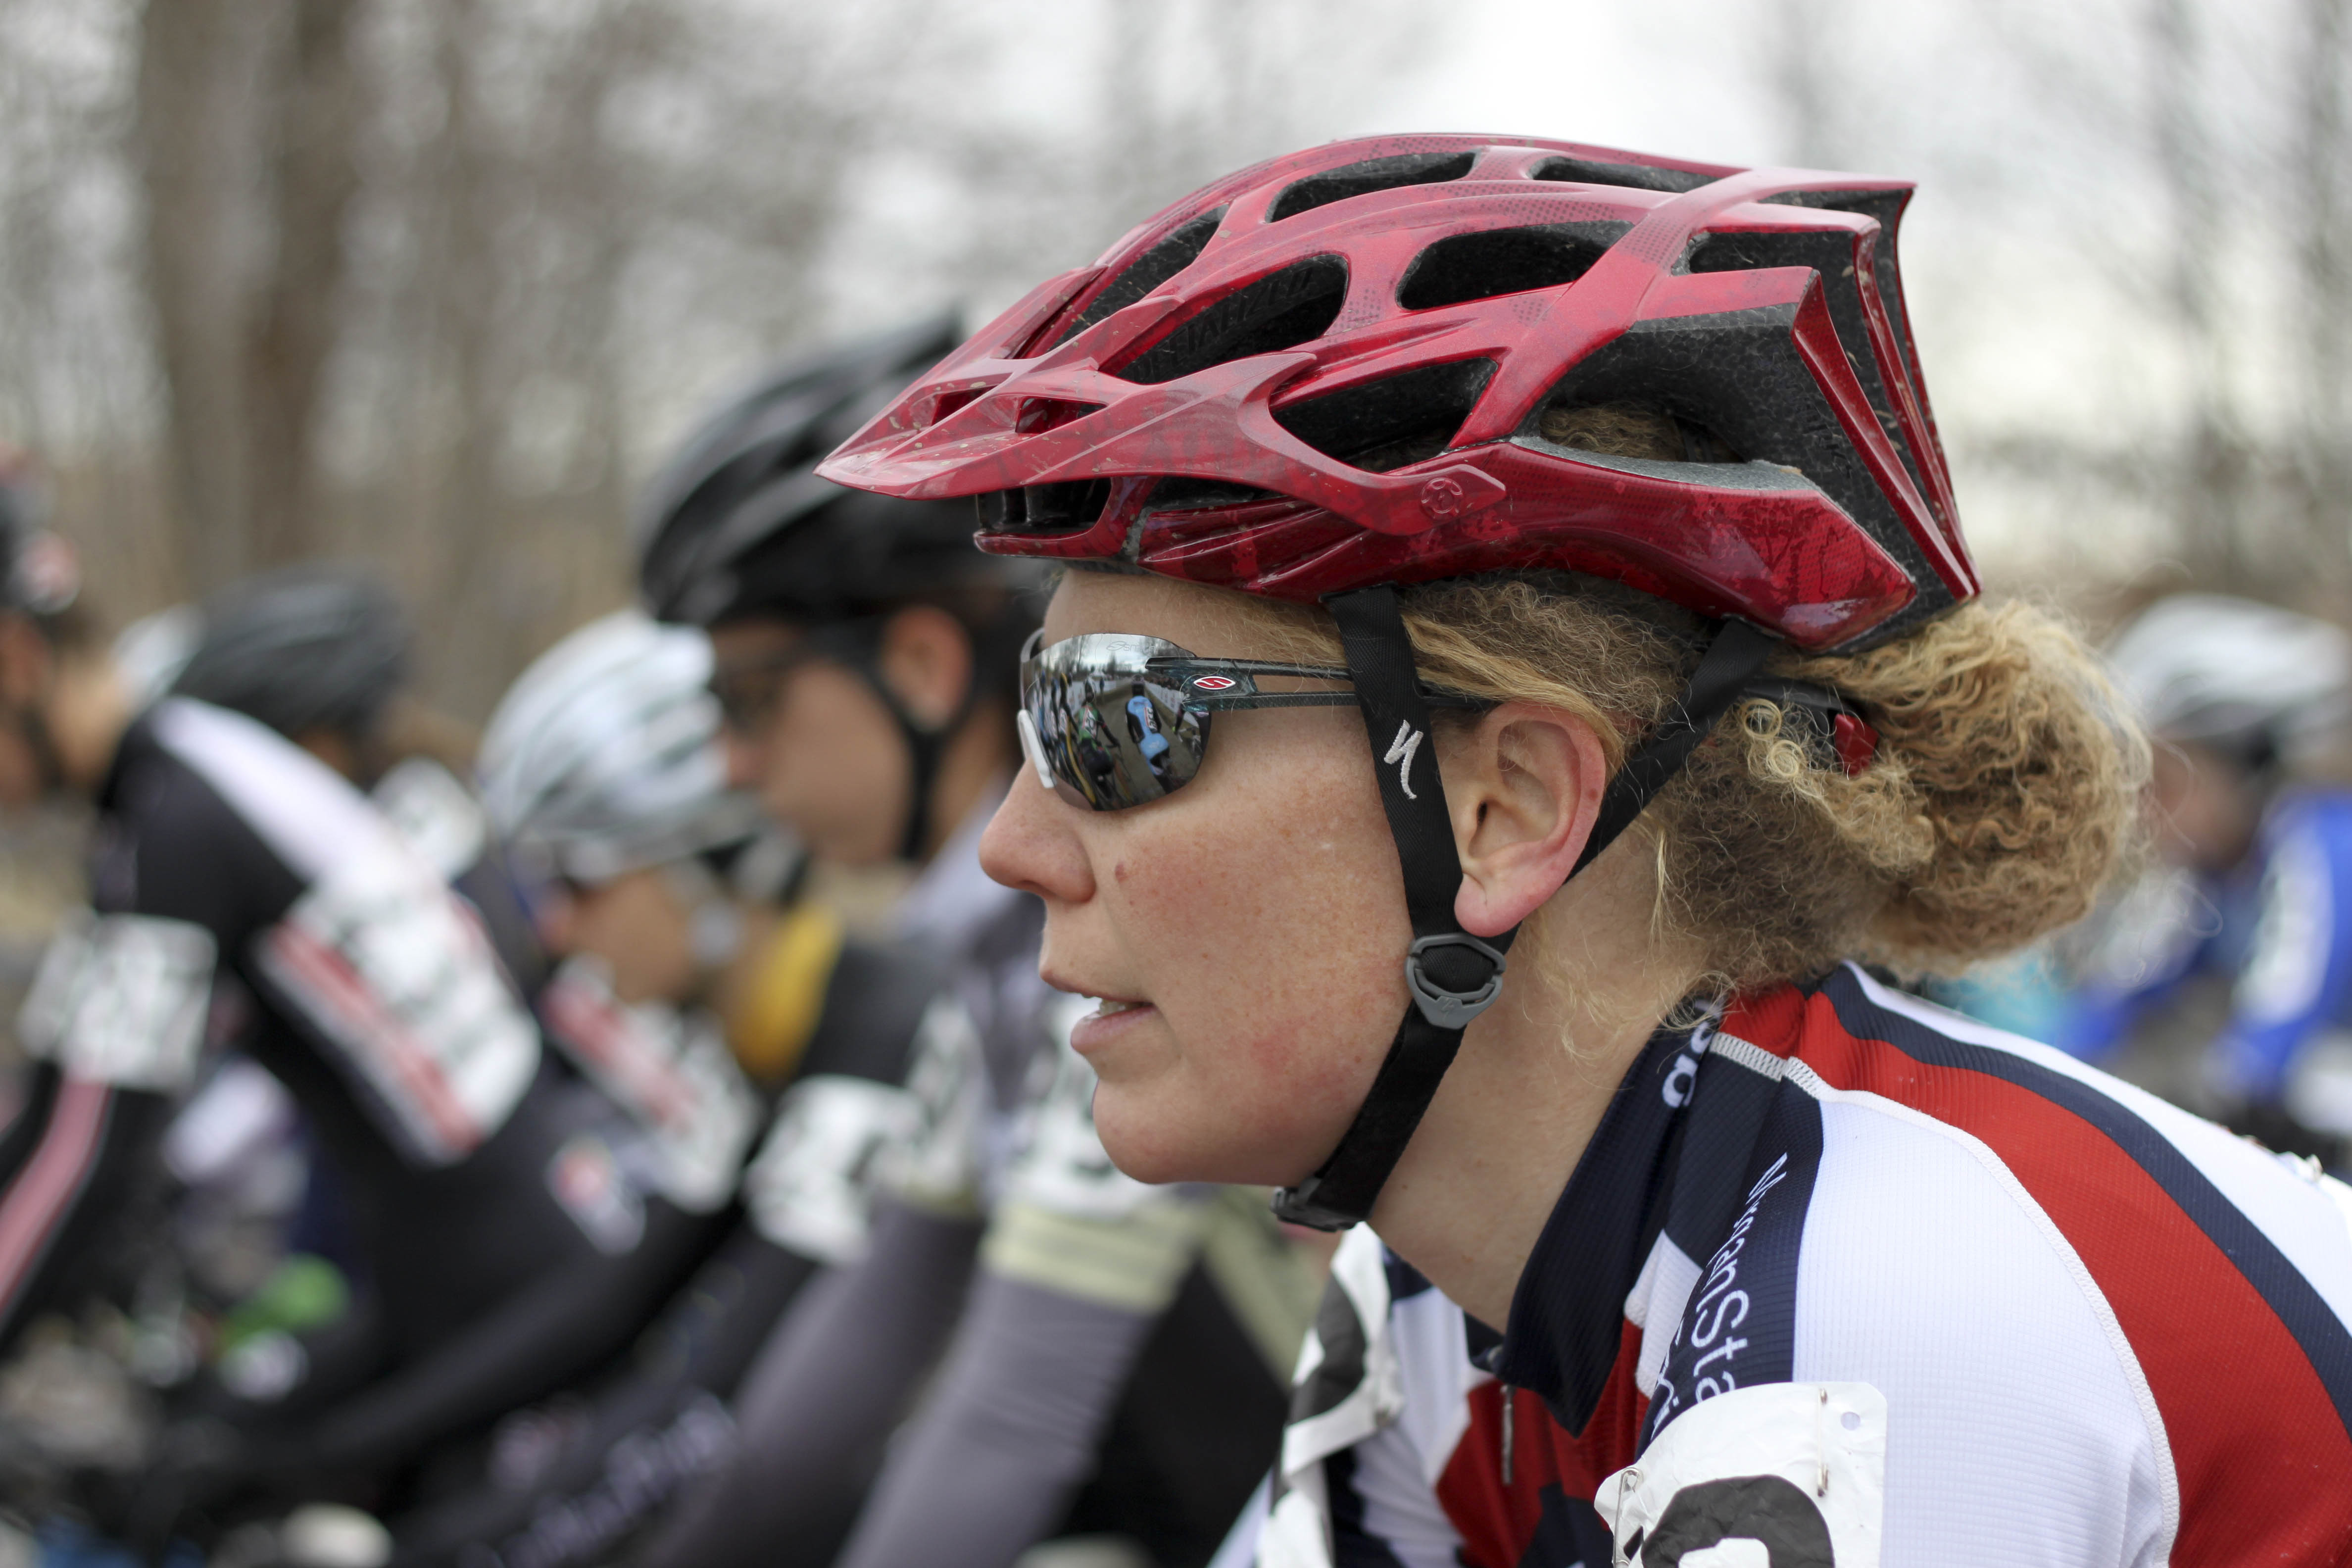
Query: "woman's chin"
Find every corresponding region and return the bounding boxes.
[1092,1091,1318,1188]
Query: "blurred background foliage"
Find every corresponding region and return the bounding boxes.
[0,0,2350,714]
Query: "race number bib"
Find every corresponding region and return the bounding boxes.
[18,910,215,1092]
[539,957,760,1212]
[743,1075,920,1264]
[874,997,988,1213]
[257,842,539,1165]
[372,758,488,881]
[1002,995,1170,1222]
[1597,1382,1886,1567]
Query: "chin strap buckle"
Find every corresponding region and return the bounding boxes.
[1404,932,1508,1030]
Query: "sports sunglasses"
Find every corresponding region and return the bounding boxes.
[1017,631,1880,815]
[1016,630,1484,812]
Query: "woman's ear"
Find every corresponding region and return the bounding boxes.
[878,605,976,729]
[1442,703,1611,938]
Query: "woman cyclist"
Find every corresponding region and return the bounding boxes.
[817,135,2352,1565]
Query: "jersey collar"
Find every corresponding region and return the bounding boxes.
[1490,987,1806,1434]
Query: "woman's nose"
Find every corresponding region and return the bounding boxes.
[980,766,1095,905]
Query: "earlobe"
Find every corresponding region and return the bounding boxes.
[1448,705,1610,938]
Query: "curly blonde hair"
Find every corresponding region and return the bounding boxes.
[1252,404,2149,989]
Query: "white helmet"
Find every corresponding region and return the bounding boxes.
[478,610,760,883]
[2107,593,2352,760]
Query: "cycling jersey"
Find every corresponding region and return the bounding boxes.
[1259,964,2352,1568]
[2214,789,2352,1106]
[384,925,947,1568]
[0,700,714,1481]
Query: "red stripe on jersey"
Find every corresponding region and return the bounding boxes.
[1435,1320,1650,1568]
[0,1076,111,1318]
[1732,987,2352,1567]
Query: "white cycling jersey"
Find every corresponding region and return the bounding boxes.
[1258,964,2352,1568]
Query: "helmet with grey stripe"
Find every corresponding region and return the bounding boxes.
[479,610,760,883]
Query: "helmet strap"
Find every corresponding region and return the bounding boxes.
[1272,594,1781,1232]
[832,617,983,865]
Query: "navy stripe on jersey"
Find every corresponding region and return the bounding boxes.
[1656,1033,1786,1290]
[1642,1087,1823,1451]
[1492,1028,1695,1432]
[1817,966,2352,1438]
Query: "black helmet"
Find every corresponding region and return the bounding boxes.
[636,315,1040,862]
[635,312,1025,627]
[172,564,413,744]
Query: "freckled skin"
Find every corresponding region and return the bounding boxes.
[982,571,1697,1327]
[980,572,1413,1188]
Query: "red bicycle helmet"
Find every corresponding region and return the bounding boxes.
[818,133,1976,651]
[820,136,1979,1229]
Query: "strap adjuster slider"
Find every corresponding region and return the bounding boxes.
[1404,931,1509,1030]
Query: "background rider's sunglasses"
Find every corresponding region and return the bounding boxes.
[706,624,879,734]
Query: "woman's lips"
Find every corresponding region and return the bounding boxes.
[1070,997,1157,1056]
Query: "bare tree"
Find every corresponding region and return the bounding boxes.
[245,0,364,568]
[2298,0,2352,576]
[2148,0,2254,584]
[134,0,257,592]
[5,0,1432,715]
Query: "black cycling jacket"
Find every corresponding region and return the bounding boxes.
[0,700,715,1491]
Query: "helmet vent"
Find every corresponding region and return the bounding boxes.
[1273,359,1497,473]
[1398,223,1630,311]
[1532,156,1719,195]
[1051,207,1228,349]
[1114,256,1348,386]
[1537,401,1741,465]
[918,386,985,428]
[1016,397,1103,434]
[976,479,1111,536]
[1147,476,1279,510]
[1269,151,1477,222]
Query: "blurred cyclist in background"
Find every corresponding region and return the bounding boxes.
[0,551,727,1556]
[385,608,950,1568]
[633,317,1314,1568]
[2053,592,2352,1159]
[169,566,416,788]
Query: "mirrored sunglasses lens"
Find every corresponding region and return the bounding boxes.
[1024,639,1209,811]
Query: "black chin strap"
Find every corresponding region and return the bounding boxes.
[835,627,978,865]
[1272,595,1782,1231]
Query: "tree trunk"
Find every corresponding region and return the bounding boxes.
[135,0,255,594]
[2299,0,2352,594]
[246,0,364,569]
[2148,0,2245,585]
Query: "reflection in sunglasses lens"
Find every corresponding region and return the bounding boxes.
[1026,637,1210,812]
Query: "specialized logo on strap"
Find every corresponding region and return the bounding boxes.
[18,911,215,1092]
[1383,720,1424,800]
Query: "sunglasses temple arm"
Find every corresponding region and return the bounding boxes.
[1015,708,1056,790]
